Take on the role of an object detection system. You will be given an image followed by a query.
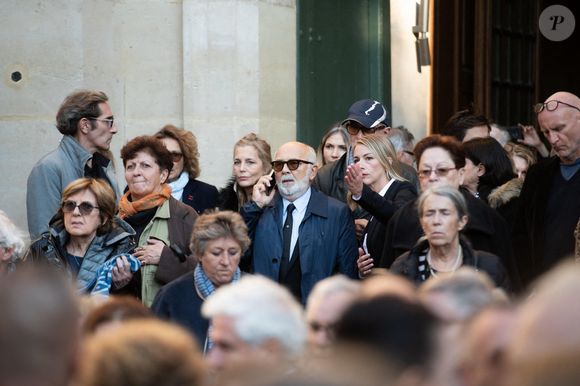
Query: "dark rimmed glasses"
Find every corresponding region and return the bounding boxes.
[534,100,580,114]
[169,151,183,162]
[271,159,313,172]
[88,117,115,128]
[62,201,100,216]
[418,167,456,179]
[344,120,380,136]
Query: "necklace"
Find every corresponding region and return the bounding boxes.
[427,246,463,277]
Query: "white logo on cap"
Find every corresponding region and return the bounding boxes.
[364,101,380,116]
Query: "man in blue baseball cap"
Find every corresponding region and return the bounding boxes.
[315,99,391,202]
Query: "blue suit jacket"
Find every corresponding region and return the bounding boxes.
[242,187,358,301]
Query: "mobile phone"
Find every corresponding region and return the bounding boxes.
[506,125,523,141]
[265,170,277,195]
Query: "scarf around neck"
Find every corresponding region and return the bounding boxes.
[194,264,241,300]
[195,263,241,354]
[118,184,172,218]
[169,171,190,201]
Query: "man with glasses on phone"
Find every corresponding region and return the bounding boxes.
[242,141,358,303]
[26,90,120,239]
[513,91,580,286]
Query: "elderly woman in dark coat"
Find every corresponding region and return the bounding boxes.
[118,135,198,306]
[391,185,510,290]
[151,210,250,350]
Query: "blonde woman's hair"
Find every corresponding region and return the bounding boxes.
[504,142,537,169]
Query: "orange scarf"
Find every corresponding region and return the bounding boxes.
[118,184,172,218]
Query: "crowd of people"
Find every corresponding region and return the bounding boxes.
[1,89,580,386]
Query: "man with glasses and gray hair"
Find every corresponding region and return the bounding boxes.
[513,91,580,287]
[242,141,358,303]
[26,90,120,239]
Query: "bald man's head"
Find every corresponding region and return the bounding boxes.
[273,141,318,201]
[537,91,580,164]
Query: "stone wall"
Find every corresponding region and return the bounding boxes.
[0,0,297,232]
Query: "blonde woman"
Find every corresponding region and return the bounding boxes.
[344,134,417,277]
[217,133,272,212]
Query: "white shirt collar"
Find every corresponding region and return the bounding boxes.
[378,178,396,197]
[282,187,311,214]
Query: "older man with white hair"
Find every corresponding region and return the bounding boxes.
[242,141,358,303]
[202,275,306,373]
[0,210,27,274]
[305,275,360,352]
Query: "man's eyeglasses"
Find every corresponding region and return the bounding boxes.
[89,117,115,128]
[418,167,456,179]
[271,159,313,172]
[534,100,580,114]
[62,201,100,216]
[309,321,336,337]
[169,151,183,162]
[345,121,379,136]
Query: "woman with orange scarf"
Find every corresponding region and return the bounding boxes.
[119,136,198,306]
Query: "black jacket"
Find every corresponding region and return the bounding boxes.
[217,178,240,212]
[357,181,417,264]
[390,237,510,291]
[512,157,580,286]
[181,178,219,214]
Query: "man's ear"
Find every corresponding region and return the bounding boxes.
[259,338,284,358]
[78,118,91,135]
[309,164,318,181]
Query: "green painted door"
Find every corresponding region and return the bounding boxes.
[297,0,391,148]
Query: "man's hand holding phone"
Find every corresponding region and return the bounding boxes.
[252,171,277,208]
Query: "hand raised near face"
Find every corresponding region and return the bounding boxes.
[345,163,364,197]
[252,172,276,208]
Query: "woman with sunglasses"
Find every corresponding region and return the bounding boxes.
[25,178,136,292]
[154,125,218,214]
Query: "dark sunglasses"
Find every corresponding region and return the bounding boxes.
[345,121,379,136]
[62,201,100,216]
[169,151,183,162]
[271,159,313,172]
